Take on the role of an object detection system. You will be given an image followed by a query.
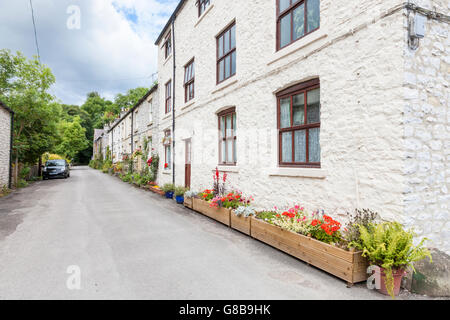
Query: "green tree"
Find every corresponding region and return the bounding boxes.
[54,116,88,160]
[114,87,148,111]
[0,49,60,181]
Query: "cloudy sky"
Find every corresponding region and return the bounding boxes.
[0,0,179,105]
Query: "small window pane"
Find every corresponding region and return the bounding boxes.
[227,139,233,163]
[226,114,232,137]
[231,51,236,75]
[293,3,305,40]
[307,0,320,33]
[233,140,237,163]
[224,31,230,54]
[219,36,224,58]
[219,60,224,82]
[221,116,225,137]
[280,13,291,48]
[294,130,306,162]
[230,25,236,49]
[224,55,230,79]
[293,93,305,126]
[279,0,290,12]
[282,132,293,162]
[221,141,226,163]
[307,88,320,124]
[280,98,291,129]
[232,113,236,135]
[309,127,320,162]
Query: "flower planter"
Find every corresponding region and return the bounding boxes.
[193,198,231,226]
[375,267,406,297]
[184,197,194,209]
[149,186,165,196]
[175,195,184,204]
[250,217,369,285]
[230,212,252,235]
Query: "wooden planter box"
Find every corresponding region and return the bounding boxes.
[230,212,252,235]
[192,198,231,226]
[149,186,165,196]
[250,217,369,285]
[184,197,194,209]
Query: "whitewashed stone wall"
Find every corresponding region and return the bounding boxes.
[402,4,449,253]
[0,107,11,188]
[156,0,449,252]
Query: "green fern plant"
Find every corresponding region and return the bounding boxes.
[350,222,432,298]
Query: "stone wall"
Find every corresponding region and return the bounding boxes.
[0,107,11,188]
[402,5,449,253]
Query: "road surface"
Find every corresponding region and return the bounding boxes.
[0,166,430,299]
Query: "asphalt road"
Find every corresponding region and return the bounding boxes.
[0,166,430,300]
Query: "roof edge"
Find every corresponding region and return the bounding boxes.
[0,99,14,114]
[154,0,187,45]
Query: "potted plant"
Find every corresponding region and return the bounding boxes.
[174,186,187,204]
[350,221,432,298]
[162,183,175,199]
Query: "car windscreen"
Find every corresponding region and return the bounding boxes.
[46,160,66,167]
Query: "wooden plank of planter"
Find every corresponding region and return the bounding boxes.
[193,198,231,226]
[184,197,193,209]
[230,212,251,235]
[149,186,165,196]
[250,217,368,284]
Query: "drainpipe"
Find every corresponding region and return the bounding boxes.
[8,111,14,189]
[172,18,176,185]
[111,129,114,163]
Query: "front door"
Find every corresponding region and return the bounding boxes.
[185,139,191,189]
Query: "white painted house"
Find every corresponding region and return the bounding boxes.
[0,100,13,189]
[154,0,449,253]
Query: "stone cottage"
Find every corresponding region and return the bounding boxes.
[154,0,449,253]
[93,129,105,160]
[0,100,13,189]
[107,84,159,166]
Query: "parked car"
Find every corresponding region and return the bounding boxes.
[42,159,70,179]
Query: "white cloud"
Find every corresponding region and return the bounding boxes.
[0,0,179,105]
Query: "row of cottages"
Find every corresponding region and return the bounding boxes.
[0,100,13,189]
[96,84,159,167]
[152,0,449,253]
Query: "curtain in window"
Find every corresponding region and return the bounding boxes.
[282,132,292,162]
[307,0,320,32]
[294,130,306,162]
[280,98,291,128]
[293,3,305,40]
[309,127,320,162]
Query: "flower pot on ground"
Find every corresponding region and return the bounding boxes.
[174,186,188,204]
[350,221,432,298]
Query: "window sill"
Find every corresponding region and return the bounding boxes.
[267,167,327,179]
[194,4,214,28]
[162,113,172,121]
[181,99,196,110]
[267,30,327,66]
[212,78,238,95]
[215,166,239,173]
[147,122,153,127]
[162,170,172,175]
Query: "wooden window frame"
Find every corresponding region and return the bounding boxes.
[276,0,320,51]
[184,59,195,103]
[216,21,236,85]
[165,80,172,114]
[163,33,172,59]
[277,78,320,168]
[197,0,211,17]
[218,107,237,166]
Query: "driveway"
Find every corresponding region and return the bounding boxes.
[0,166,431,299]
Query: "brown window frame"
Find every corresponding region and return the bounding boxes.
[165,80,172,114]
[277,78,320,168]
[184,59,195,103]
[197,0,211,17]
[216,22,236,85]
[276,0,320,51]
[218,107,237,166]
[163,33,172,59]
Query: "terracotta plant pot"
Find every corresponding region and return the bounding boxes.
[375,267,406,296]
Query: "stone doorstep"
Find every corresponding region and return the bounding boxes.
[402,248,450,297]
